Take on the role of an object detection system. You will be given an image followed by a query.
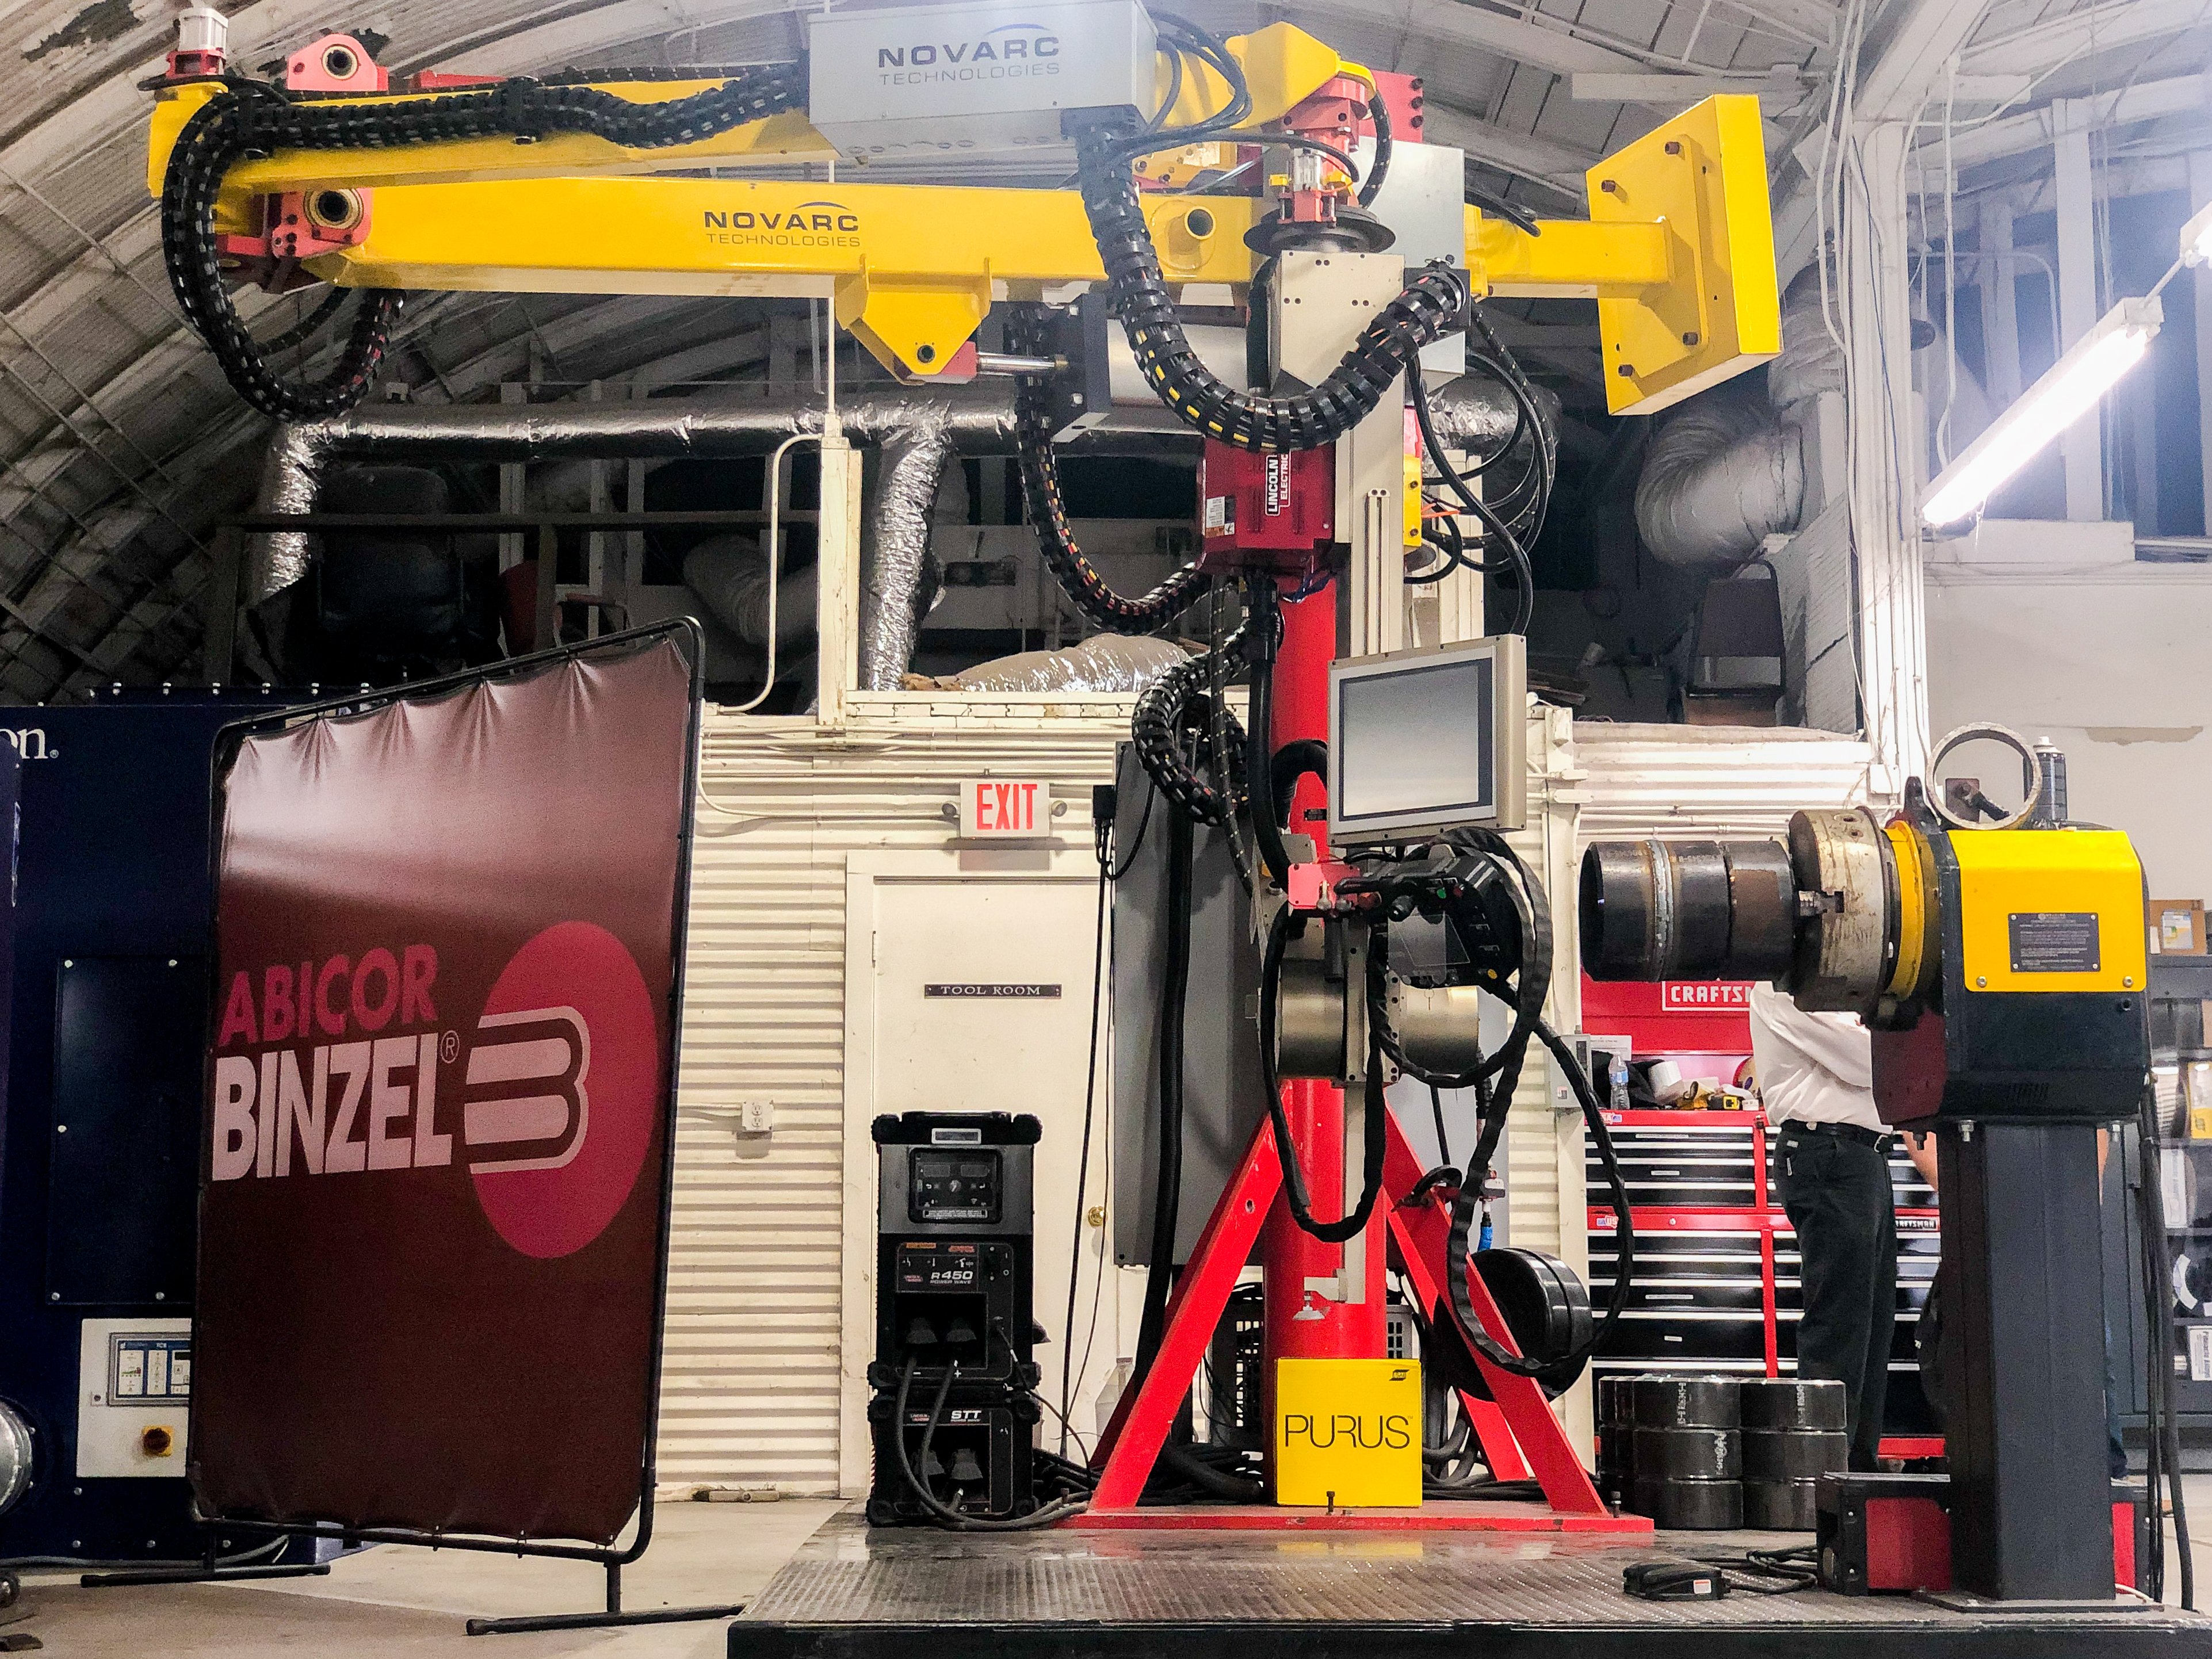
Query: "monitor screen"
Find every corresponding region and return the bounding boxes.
[1328,637,1525,844]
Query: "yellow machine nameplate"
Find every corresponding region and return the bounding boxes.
[1273,1358,1422,1508]
[1949,828,2148,996]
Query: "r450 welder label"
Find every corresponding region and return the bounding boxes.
[898,1242,978,1290]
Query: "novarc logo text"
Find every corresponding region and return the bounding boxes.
[876,23,1060,66]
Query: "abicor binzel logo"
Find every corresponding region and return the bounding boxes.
[463,1007,591,1173]
[212,920,661,1260]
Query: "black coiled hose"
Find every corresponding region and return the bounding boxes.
[1130,626,1247,825]
[1072,121,1468,454]
[161,62,808,418]
[1005,305,1209,634]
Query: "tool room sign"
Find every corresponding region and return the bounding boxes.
[190,629,699,1547]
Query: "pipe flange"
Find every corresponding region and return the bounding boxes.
[1785,808,1892,1014]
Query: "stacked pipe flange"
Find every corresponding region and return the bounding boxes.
[1740,1378,1848,1530]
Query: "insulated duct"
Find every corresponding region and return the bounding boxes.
[1632,271,1842,571]
[861,404,952,691]
[903,633,1192,694]
[683,533,817,653]
[1632,381,1802,571]
[249,379,1519,682]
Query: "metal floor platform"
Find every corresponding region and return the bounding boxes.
[728,1509,2212,1659]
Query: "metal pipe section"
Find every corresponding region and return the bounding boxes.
[1578,837,1798,984]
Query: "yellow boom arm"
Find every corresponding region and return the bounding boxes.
[146,32,1777,411]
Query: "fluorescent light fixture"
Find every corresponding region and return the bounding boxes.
[1920,296,2162,527]
[2184,201,2212,267]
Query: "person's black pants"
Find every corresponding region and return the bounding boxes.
[1775,1126,1896,1471]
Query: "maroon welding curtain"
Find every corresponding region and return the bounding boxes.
[190,632,696,1546]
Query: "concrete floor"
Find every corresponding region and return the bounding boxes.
[6,1498,843,1657]
[13,1481,2212,1654]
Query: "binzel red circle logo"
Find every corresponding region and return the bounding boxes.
[461,922,660,1259]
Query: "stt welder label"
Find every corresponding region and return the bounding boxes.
[2008,911,2100,974]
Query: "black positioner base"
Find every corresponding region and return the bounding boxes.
[729,1513,2212,1659]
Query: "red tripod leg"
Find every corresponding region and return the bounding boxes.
[1383,1117,1608,1514]
[1089,1127,1283,1508]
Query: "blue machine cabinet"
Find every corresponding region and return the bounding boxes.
[0,689,291,1566]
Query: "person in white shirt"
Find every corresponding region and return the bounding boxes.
[1748,981,1898,1471]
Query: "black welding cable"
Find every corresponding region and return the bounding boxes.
[2137,1102,2165,1603]
[1254,904,1390,1244]
[1157,1439,1264,1503]
[1206,587,1256,897]
[1437,1016,1632,1378]
[1243,581,1294,889]
[1133,804,1195,1383]
[2140,1091,2194,1606]
[1406,354,1534,633]
[895,1357,1087,1530]
[1357,91,1392,208]
[1467,186,1540,237]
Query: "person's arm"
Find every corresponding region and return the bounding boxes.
[1906,1131,1939,1194]
[1764,999,1874,1091]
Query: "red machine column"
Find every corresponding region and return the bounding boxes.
[1260,582,1388,1457]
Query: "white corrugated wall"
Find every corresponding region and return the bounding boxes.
[1567,722,1890,842]
[659,695,1130,1496]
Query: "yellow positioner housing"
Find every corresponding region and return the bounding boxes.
[1946,827,2148,996]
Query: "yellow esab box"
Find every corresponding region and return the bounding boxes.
[1274,1358,1422,1508]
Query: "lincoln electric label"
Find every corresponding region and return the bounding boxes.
[2008,911,2101,974]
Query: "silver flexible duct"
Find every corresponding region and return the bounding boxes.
[1632,272,1843,570]
[242,389,1029,607]
[247,380,1520,680]
[1632,383,1803,571]
[248,422,334,598]
[861,404,953,690]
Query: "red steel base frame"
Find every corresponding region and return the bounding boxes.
[1086,1114,1649,1534]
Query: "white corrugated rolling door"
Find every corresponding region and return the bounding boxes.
[1496,705,1579,1262]
[1568,723,1889,842]
[659,698,1129,1496]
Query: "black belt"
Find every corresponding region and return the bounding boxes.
[1782,1119,1896,1153]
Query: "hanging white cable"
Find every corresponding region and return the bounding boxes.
[1938,58,1961,468]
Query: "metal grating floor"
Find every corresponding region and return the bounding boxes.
[736,1511,2209,1636]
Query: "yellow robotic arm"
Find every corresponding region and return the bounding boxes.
[144,17,1777,407]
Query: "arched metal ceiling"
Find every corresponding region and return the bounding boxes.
[0,0,2200,702]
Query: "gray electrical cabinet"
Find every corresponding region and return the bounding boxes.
[1110,743,1267,1266]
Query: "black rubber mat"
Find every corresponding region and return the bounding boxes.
[728,1511,2212,1657]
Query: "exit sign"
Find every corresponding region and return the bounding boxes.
[959,779,1049,838]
